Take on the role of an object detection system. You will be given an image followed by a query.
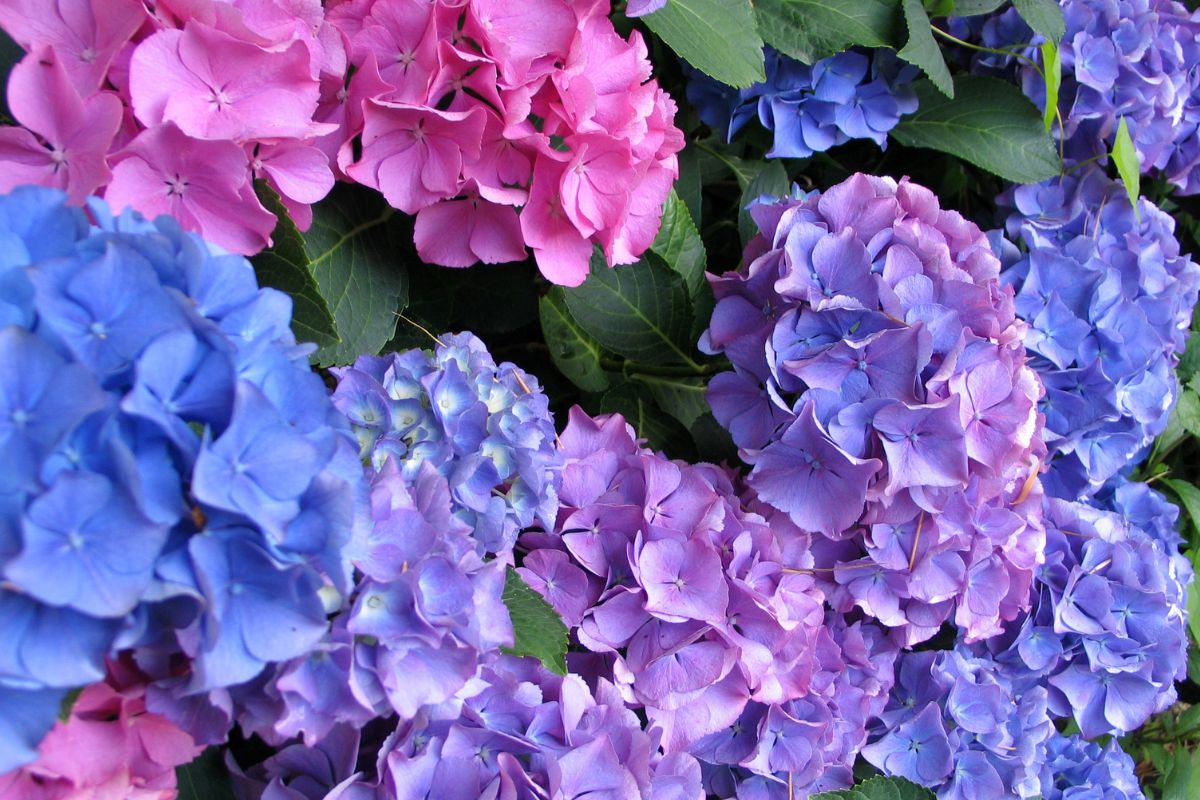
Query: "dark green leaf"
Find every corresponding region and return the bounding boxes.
[1041,40,1061,133]
[1113,117,1142,223]
[1164,479,1200,541]
[899,0,954,98]
[890,76,1061,183]
[1148,389,1200,466]
[252,184,340,350]
[596,382,694,455]
[675,147,704,228]
[177,748,236,800]
[630,374,709,428]
[562,251,699,367]
[539,288,612,393]
[754,0,903,65]
[739,160,790,245]
[642,0,766,88]
[951,0,1007,13]
[1013,0,1066,41]
[0,27,20,121]
[923,0,955,16]
[1187,551,1200,649]
[812,775,935,800]
[501,566,568,675]
[651,190,708,301]
[1163,746,1198,800]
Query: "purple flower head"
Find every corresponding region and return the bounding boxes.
[685,48,917,158]
[997,168,1200,496]
[967,0,1200,195]
[0,186,370,771]
[703,174,1047,645]
[331,331,563,556]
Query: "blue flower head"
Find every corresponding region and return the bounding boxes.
[0,186,369,772]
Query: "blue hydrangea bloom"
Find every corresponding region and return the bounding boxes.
[330,332,563,556]
[0,186,369,771]
[962,0,1200,194]
[996,167,1200,498]
[1042,734,1145,800]
[685,48,918,159]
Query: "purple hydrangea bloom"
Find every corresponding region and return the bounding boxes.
[997,168,1200,497]
[866,648,1053,798]
[978,491,1190,739]
[519,407,898,797]
[1041,733,1145,800]
[967,0,1200,194]
[0,186,369,772]
[626,0,668,17]
[252,655,705,800]
[701,174,1047,645]
[685,49,918,158]
[330,332,562,556]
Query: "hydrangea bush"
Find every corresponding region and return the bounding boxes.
[2,1,1200,799]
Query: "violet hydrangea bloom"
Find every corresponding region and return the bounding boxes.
[521,407,898,797]
[997,167,1200,498]
[0,186,369,771]
[685,48,918,158]
[1041,733,1145,800]
[330,332,563,557]
[701,174,1047,645]
[967,0,1200,194]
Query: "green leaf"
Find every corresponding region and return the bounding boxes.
[1163,746,1198,800]
[501,566,568,675]
[951,0,1007,13]
[1013,0,1066,42]
[641,0,766,88]
[651,190,708,301]
[1187,551,1200,647]
[812,775,935,800]
[539,288,612,393]
[562,251,699,367]
[899,0,954,98]
[58,687,82,722]
[1113,117,1142,223]
[630,374,709,428]
[754,0,903,65]
[252,184,340,350]
[177,748,236,800]
[674,147,704,228]
[1040,40,1061,133]
[1148,389,1200,467]
[739,160,790,245]
[596,381,694,455]
[1164,479,1200,539]
[890,75,1061,183]
[923,0,955,16]
[0,27,20,122]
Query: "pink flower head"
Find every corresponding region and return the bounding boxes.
[0,659,202,800]
[414,185,526,267]
[344,100,485,214]
[352,0,439,104]
[106,123,276,255]
[0,46,122,203]
[250,139,335,230]
[130,22,328,143]
[0,0,146,93]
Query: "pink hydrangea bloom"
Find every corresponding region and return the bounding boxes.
[0,659,203,800]
[331,0,684,283]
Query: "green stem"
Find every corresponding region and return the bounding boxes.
[930,26,1042,73]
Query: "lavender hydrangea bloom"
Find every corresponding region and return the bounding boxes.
[260,655,705,800]
[978,492,1190,739]
[967,1,1200,194]
[997,168,1200,497]
[685,49,917,158]
[0,186,369,772]
[1042,734,1145,800]
[331,332,562,556]
[701,174,1047,645]
[866,648,1053,798]
[519,407,897,797]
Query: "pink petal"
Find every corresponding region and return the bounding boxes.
[257,142,334,204]
[469,198,527,264]
[414,199,477,267]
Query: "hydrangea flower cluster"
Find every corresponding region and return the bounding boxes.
[0,186,368,772]
[330,332,563,556]
[521,408,898,796]
[1041,733,1145,800]
[995,167,1200,497]
[864,647,1054,798]
[971,0,1200,193]
[0,657,202,800]
[0,0,342,254]
[685,48,917,159]
[701,173,1047,645]
[977,492,1191,739]
[239,656,707,799]
[327,0,685,284]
